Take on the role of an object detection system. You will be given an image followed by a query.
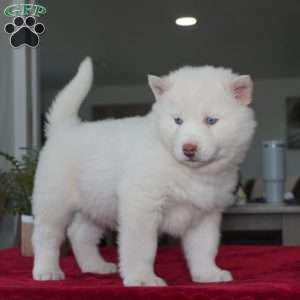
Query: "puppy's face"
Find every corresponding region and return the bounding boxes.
[149,66,256,169]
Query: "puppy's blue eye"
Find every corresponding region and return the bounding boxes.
[174,117,183,125]
[206,117,218,125]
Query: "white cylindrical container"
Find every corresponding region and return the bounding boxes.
[262,140,286,204]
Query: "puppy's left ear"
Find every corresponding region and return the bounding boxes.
[230,75,253,106]
[148,75,170,99]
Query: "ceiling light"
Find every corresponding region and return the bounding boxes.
[175,17,197,27]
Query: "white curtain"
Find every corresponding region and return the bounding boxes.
[0,0,41,168]
[0,0,15,169]
[0,0,40,248]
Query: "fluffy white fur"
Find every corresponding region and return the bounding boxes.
[32,57,256,286]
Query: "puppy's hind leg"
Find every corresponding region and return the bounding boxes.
[67,213,117,274]
[32,200,72,281]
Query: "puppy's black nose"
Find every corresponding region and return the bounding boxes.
[183,143,197,158]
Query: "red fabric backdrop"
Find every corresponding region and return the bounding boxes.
[1,246,300,300]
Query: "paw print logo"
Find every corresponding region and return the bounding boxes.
[4,16,45,48]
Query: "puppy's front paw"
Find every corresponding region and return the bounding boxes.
[124,273,167,287]
[192,268,233,283]
[33,267,65,281]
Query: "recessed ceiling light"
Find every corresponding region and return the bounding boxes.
[175,17,197,27]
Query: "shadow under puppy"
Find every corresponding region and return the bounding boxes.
[32,57,256,286]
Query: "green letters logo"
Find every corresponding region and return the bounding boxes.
[4,4,46,17]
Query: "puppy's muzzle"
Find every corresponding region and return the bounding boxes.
[182,143,197,159]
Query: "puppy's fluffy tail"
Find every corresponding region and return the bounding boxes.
[45,57,93,138]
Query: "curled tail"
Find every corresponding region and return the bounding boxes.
[45,57,93,138]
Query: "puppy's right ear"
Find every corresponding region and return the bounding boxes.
[230,75,253,106]
[148,75,169,99]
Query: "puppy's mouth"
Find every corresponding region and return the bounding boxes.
[183,157,217,169]
[182,157,203,166]
[186,157,198,162]
[184,154,211,164]
[182,151,223,167]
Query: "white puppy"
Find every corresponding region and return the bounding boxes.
[32,57,256,286]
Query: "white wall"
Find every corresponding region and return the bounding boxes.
[42,77,300,179]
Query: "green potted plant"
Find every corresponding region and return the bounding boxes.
[0,170,20,249]
[0,149,37,255]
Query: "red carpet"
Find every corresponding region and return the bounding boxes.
[1,246,300,300]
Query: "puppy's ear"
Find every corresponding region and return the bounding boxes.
[230,75,253,106]
[148,75,169,99]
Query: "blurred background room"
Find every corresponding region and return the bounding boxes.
[1,0,300,250]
